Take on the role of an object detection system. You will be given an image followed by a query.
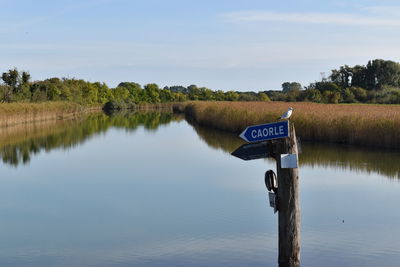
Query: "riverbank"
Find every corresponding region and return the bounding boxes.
[0,102,102,128]
[0,102,176,129]
[0,110,180,166]
[174,101,400,149]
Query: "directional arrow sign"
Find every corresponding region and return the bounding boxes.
[239,121,289,143]
[231,142,273,161]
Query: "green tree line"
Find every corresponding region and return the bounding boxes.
[0,69,270,109]
[3,59,399,106]
[269,59,400,104]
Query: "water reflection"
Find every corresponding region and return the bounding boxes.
[1,111,399,180]
[0,111,182,166]
[300,142,400,179]
[0,111,399,266]
[186,119,400,179]
[185,117,244,153]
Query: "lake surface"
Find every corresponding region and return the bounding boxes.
[0,111,399,267]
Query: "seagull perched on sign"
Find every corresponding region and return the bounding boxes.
[278,107,294,120]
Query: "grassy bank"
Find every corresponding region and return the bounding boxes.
[175,101,400,149]
[0,102,175,128]
[0,102,98,127]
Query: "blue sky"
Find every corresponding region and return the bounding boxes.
[1,0,400,91]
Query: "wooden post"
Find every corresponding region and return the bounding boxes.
[275,123,300,267]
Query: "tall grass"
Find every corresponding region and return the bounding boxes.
[0,102,85,114]
[176,101,400,149]
[0,102,89,127]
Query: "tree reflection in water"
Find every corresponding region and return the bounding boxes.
[0,111,182,167]
[1,111,399,180]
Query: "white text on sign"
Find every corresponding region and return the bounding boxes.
[251,125,285,139]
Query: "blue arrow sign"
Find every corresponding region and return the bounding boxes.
[240,121,289,142]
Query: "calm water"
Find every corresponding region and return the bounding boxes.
[0,111,399,267]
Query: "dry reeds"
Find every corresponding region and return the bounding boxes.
[178,101,400,149]
[0,102,84,114]
[0,102,90,128]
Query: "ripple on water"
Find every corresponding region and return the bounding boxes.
[101,233,278,267]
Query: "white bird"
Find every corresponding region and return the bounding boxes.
[278,107,294,120]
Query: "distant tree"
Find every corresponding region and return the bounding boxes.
[94,82,112,104]
[350,87,368,102]
[370,86,400,104]
[214,90,225,101]
[303,89,322,102]
[46,83,62,101]
[159,88,174,102]
[225,91,239,101]
[365,59,400,89]
[330,65,352,89]
[187,84,200,100]
[239,92,258,101]
[21,71,31,85]
[311,81,341,92]
[197,87,214,100]
[118,82,142,102]
[168,85,188,94]
[1,68,32,101]
[173,92,188,102]
[350,65,367,89]
[288,88,302,101]
[266,90,287,101]
[0,85,12,102]
[342,88,356,103]
[341,59,400,90]
[1,68,19,92]
[82,83,99,104]
[113,86,130,102]
[282,82,302,93]
[257,92,271,102]
[143,83,161,103]
[322,91,341,104]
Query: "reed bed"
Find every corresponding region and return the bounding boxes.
[0,102,92,127]
[177,101,400,149]
[0,102,85,114]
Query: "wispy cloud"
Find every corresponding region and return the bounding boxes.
[363,5,400,17]
[223,10,400,27]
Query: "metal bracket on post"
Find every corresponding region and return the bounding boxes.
[265,170,278,213]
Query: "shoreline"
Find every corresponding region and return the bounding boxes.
[2,101,400,150]
[0,102,101,128]
[173,101,400,150]
[0,102,176,129]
